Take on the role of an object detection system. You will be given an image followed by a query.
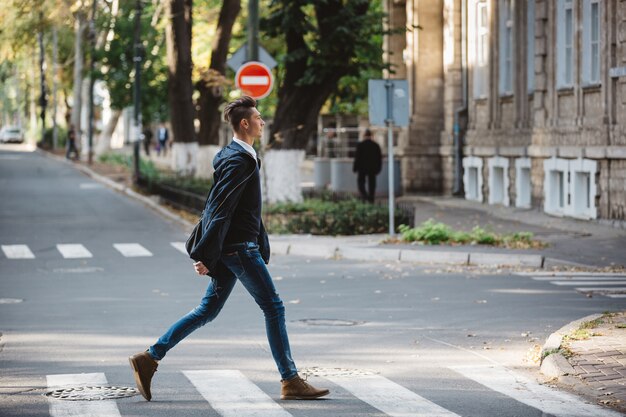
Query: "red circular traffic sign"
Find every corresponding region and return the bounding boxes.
[235,61,274,99]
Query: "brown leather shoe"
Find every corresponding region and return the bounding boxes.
[129,351,158,401]
[281,374,329,400]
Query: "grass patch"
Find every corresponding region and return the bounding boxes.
[397,219,544,248]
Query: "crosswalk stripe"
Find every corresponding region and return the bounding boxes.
[183,370,292,417]
[1,244,35,259]
[56,244,93,259]
[606,294,626,298]
[113,243,153,257]
[516,272,626,277]
[531,276,626,281]
[326,374,459,417]
[550,281,626,286]
[170,241,187,255]
[47,373,122,417]
[449,364,623,417]
[575,287,626,293]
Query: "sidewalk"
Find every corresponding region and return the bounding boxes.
[540,312,626,414]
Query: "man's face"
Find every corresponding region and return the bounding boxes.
[242,108,265,139]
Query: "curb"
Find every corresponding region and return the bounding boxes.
[40,149,550,269]
[539,313,604,378]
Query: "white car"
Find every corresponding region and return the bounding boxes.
[0,126,25,143]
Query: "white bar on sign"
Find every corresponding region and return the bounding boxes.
[113,243,153,257]
[170,242,187,255]
[326,375,460,417]
[183,370,292,417]
[449,365,623,417]
[1,244,35,259]
[47,373,122,417]
[57,244,93,259]
[241,76,270,86]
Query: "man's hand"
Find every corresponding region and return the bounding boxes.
[193,261,209,275]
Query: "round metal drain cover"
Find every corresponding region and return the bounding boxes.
[294,318,364,326]
[301,367,378,377]
[46,386,139,401]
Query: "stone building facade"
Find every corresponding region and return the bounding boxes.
[388,0,626,223]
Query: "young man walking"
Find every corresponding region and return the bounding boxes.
[129,96,329,402]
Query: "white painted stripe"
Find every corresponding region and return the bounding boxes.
[531,276,626,281]
[47,373,122,417]
[113,243,153,257]
[183,370,292,417]
[170,242,187,255]
[57,244,93,259]
[1,244,35,259]
[606,294,626,298]
[241,75,270,86]
[79,183,103,189]
[518,272,626,277]
[326,375,459,417]
[450,364,623,417]
[551,281,626,286]
[576,287,626,293]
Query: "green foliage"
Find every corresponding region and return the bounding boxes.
[95,1,168,123]
[264,198,409,235]
[398,220,540,247]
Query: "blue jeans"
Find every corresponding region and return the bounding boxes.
[148,242,298,380]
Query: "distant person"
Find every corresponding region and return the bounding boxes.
[129,96,330,402]
[66,124,79,160]
[142,125,153,156]
[353,129,382,203]
[156,124,168,156]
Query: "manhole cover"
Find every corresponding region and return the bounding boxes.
[45,386,139,401]
[294,318,365,326]
[300,367,378,377]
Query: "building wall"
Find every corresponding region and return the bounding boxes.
[393,0,626,222]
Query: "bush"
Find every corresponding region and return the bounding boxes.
[398,219,541,248]
[264,198,410,235]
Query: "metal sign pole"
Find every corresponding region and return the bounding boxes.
[385,80,395,236]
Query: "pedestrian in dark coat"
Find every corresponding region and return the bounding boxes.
[353,129,382,203]
[129,96,330,402]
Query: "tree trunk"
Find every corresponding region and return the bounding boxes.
[71,13,85,132]
[166,0,195,144]
[95,109,121,155]
[197,0,241,146]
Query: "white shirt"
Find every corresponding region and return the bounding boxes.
[233,137,257,159]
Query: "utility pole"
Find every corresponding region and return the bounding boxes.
[247,0,259,62]
[132,0,144,183]
[38,14,47,146]
[87,0,98,164]
[52,27,59,150]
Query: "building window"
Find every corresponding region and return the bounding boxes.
[463,156,484,202]
[557,0,575,88]
[473,0,489,98]
[515,158,532,208]
[527,0,535,93]
[582,0,601,85]
[543,158,598,219]
[499,0,514,95]
[488,156,510,206]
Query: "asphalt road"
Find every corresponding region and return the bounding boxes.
[1,146,625,417]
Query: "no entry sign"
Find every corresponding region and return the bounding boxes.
[235,61,274,99]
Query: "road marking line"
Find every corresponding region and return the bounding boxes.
[326,374,460,417]
[170,242,187,255]
[606,294,626,298]
[79,183,103,189]
[183,370,292,417]
[1,244,35,259]
[531,276,626,281]
[517,272,626,277]
[449,364,623,417]
[47,373,122,417]
[550,281,626,286]
[57,244,93,259]
[113,243,153,257]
